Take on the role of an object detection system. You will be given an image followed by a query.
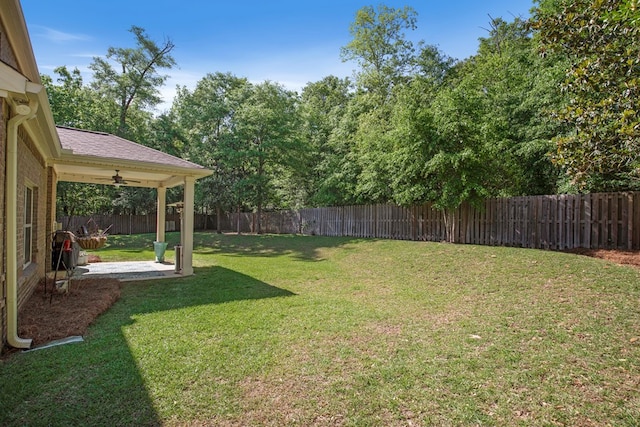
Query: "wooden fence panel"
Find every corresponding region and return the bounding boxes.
[58,192,639,250]
[284,193,639,249]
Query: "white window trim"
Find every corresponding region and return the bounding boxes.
[23,184,34,268]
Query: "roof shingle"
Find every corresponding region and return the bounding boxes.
[56,126,206,170]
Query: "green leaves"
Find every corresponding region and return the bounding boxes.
[341,5,418,99]
[174,77,304,227]
[89,25,176,138]
[533,0,640,191]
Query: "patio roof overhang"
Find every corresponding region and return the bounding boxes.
[52,126,212,188]
[53,156,208,189]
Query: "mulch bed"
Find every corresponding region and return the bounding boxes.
[17,277,121,347]
[565,248,640,269]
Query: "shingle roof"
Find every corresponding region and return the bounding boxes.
[56,126,206,170]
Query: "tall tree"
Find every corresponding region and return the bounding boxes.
[43,66,119,133]
[173,72,250,230]
[232,81,301,233]
[531,0,640,191]
[385,45,457,206]
[472,17,565,195]
[341,4,418,100]
[90,25,176,138]
[386,16,566,240]
[299,76,354,206]
[339,5,420,203]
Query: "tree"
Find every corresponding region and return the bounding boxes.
[42,66,119,133]
[472,17,565,196]
[56,183,115,220]
[231,81,301,233]
[385,45,457,206]
[400,71,496,242]
[339,5,421,204]
[299,76,354,206]
[341,4,418,100]
[531,0,640,191]
[384,15,567,241]
[148,111,187,157]
[45,28,178,217]
[90,25,176,138]
[173,72,250,231]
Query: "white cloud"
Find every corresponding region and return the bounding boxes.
[70,53,103,59]
[32,25,90,43]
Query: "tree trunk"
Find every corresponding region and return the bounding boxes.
[256,159,264,234]
[216,205,222,234]
[236,204,241,235]
[443,208,457,243]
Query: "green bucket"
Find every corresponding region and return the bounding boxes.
[153,241,169,263]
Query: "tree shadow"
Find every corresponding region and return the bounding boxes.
[95,232,370,263]
[192,232,369,262]
[0,266,294,426]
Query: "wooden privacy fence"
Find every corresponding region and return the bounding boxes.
[60,214,183,236]
[59,192,640,250]
[297,192,640,250]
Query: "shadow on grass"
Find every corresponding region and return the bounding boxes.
[119,265,296,315]
[192,232,368,262]
[0,266,294,426]
[102,232,160,249]
[96,231,369,263]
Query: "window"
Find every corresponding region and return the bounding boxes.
[24,185,33,267]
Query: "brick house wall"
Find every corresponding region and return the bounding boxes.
[16,126,48,310]
[45,167,57,275]
[0,14,50,346]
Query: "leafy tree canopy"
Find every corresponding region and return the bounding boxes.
[532,0,640,191]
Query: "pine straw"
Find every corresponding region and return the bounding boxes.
[566,248,640,269]
[17,277,121,347]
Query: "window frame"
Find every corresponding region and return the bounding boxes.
[23,184,34,268]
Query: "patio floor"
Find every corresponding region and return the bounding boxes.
[72,261,177,281]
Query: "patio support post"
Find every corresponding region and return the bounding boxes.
[182,177,195,275]
[156,186,166,243]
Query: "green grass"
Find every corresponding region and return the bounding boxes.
[2,232,640,426]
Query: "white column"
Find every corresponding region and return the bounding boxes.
[182,177,195,275]
[156,186,166,242]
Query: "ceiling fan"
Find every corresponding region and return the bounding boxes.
[108,170,140,187]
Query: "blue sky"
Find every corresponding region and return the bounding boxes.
[20,0,533,111]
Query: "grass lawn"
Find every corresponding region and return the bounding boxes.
[1,232,639,426]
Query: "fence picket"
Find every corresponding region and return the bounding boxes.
[59,192,640,250]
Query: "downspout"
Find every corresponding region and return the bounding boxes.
[5,97,38,349]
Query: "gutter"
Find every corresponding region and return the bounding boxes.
[4,94,38,349]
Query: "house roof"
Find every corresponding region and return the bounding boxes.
[56,126,204,170]
[0,0,61,160]
[53,126,212,188]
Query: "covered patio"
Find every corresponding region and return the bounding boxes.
[73,261,176,281]
[52,126,212,276]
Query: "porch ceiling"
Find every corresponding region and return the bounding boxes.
[54,159,197,189]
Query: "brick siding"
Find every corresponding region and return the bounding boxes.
[16,126,48,311]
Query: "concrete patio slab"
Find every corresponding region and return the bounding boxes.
[72,261,178,281]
